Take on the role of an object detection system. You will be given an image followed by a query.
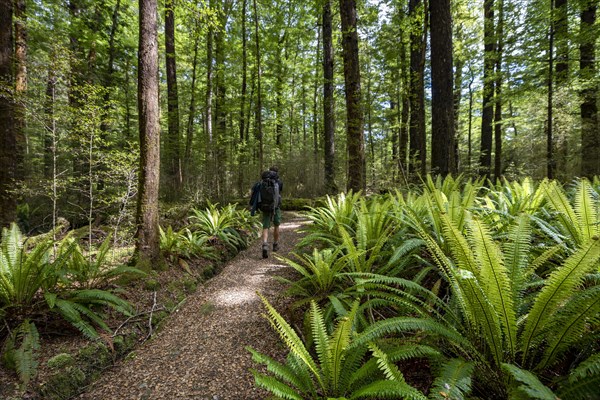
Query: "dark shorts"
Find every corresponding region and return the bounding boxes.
[262,208,282,228]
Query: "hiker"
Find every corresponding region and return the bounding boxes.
[249,166,283,258]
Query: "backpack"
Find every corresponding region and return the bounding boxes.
[259,172,280,212]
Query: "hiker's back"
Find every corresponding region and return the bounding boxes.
[259,171,279,212]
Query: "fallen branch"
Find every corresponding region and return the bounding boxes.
[144,291,158,342]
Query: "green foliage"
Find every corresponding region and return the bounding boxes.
[248,295,428,399]
[1,320,40,388]
[190,203,258,251]
[0,224,135,386]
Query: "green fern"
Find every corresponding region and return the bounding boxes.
[558,353,600,400]
[429,358,474,400]
[1,320,40,387]
[502,363,557,400]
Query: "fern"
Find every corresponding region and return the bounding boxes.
[502,363,557,400]
[3,320,40,387]
[349,380,427,400]
[521,237,600,364]
[429,358,474,400]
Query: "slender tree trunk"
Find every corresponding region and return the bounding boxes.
[14,0,26,173]
[206,28,214,144]
[44,67,56,179]
[313,25,321,190]
[580,0,599,177]
[136,0,162,269]
[101,0,121,135]
[480,0,495,180]
[165,0,182,198]
[323,0,336,193]
[430,0,455,176]
[125,56,133,138]
[409,0,427,178]
[239,0,248,143]
[547,0,555,179]
[185,37,199,182]
[275,32,286,147]
[555,0,569,177]
[399,39,409,180]
[0,0,16,227]
[468,66,475,171]
[253,0,263,169]
[494,0,504,182]
[340,0,365,192]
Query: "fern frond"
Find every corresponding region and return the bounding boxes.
[574,179,599,242]
[521,237,600,364]
[469,218,517,358]
[542,180,582,245]
[503,213,532,297]
[329,300,359,393]
[250,370,305,400]
[429,358,474,400]
[258,293,324,389]
[501,363,557,400]
[368,343,405,382]
[10,320,40,387]
[349,379,427,400]
[247,347,311,393]
[309,300,331,389]
[538,286,600,369]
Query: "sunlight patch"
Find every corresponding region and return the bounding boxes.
[214,288,256,306]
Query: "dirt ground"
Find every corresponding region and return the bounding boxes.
[71,213,307,400]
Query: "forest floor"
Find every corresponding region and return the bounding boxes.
[71,212,306,400]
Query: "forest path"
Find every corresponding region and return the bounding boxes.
[77,212,307,400]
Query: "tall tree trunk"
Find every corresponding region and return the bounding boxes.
[14,0,26,174]
[323,0,336,193]
[555,0,569,177]
[468,67,475,171]
[136,0,162,269]
[494,0,504,182]
[313,25,321,190]
[44,68,56,179]
[206,28,214,145]
[340,0,365,192]
[165,0,182,198]
[253,0,263,169]
[275,32,286,147]
[430,0,455,176]
[480,0,495,180]
[0,0,16,227]
[580,0,599,177]
[239,0,248,143]
[547,0,555,179]
[185,36,199,182]
[409,0,427,178]
[399,39,409,180]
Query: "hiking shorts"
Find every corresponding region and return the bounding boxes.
[262,208,281,229]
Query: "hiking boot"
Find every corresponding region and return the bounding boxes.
[262,243,269,259]
[273,242,279,252]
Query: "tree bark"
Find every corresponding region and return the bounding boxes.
[580,0,599,178]
[184,35,199,182]
[253,0,263,169]
[136,0,162,269]
[547,0,555,179]
[239,0,248,143]
[409,0,427,178]
[323,0,336,193]
[14,0,26,175]
[165,0,182,198]
[340,0,365,192]
[494,0,504,182]
[480,0,495,180]
[0,0,15,227]
[430,0,455,176]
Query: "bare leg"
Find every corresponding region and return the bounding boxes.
[273,226,279,243]
[262,228,269,243]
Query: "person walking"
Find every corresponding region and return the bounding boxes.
[249,166,283,258]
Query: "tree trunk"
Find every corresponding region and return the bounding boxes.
[275,32,286,147]
[313,25,321,190]
[340,0,365,192]
[253,0,263,169]
[14,0,26,176]
[136,0,162,269]
[239,0,248,143]
[547,0,555,179]
[44,68,56,179]
[165,0,182,198]
[480,0,495,180]
[0,0,15,227]
[494,0,504,182]
[430,0,455,176]
[580,0,599,178]
[323,0,336,193]
[409,0,427,178]
[184,35,199,182]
